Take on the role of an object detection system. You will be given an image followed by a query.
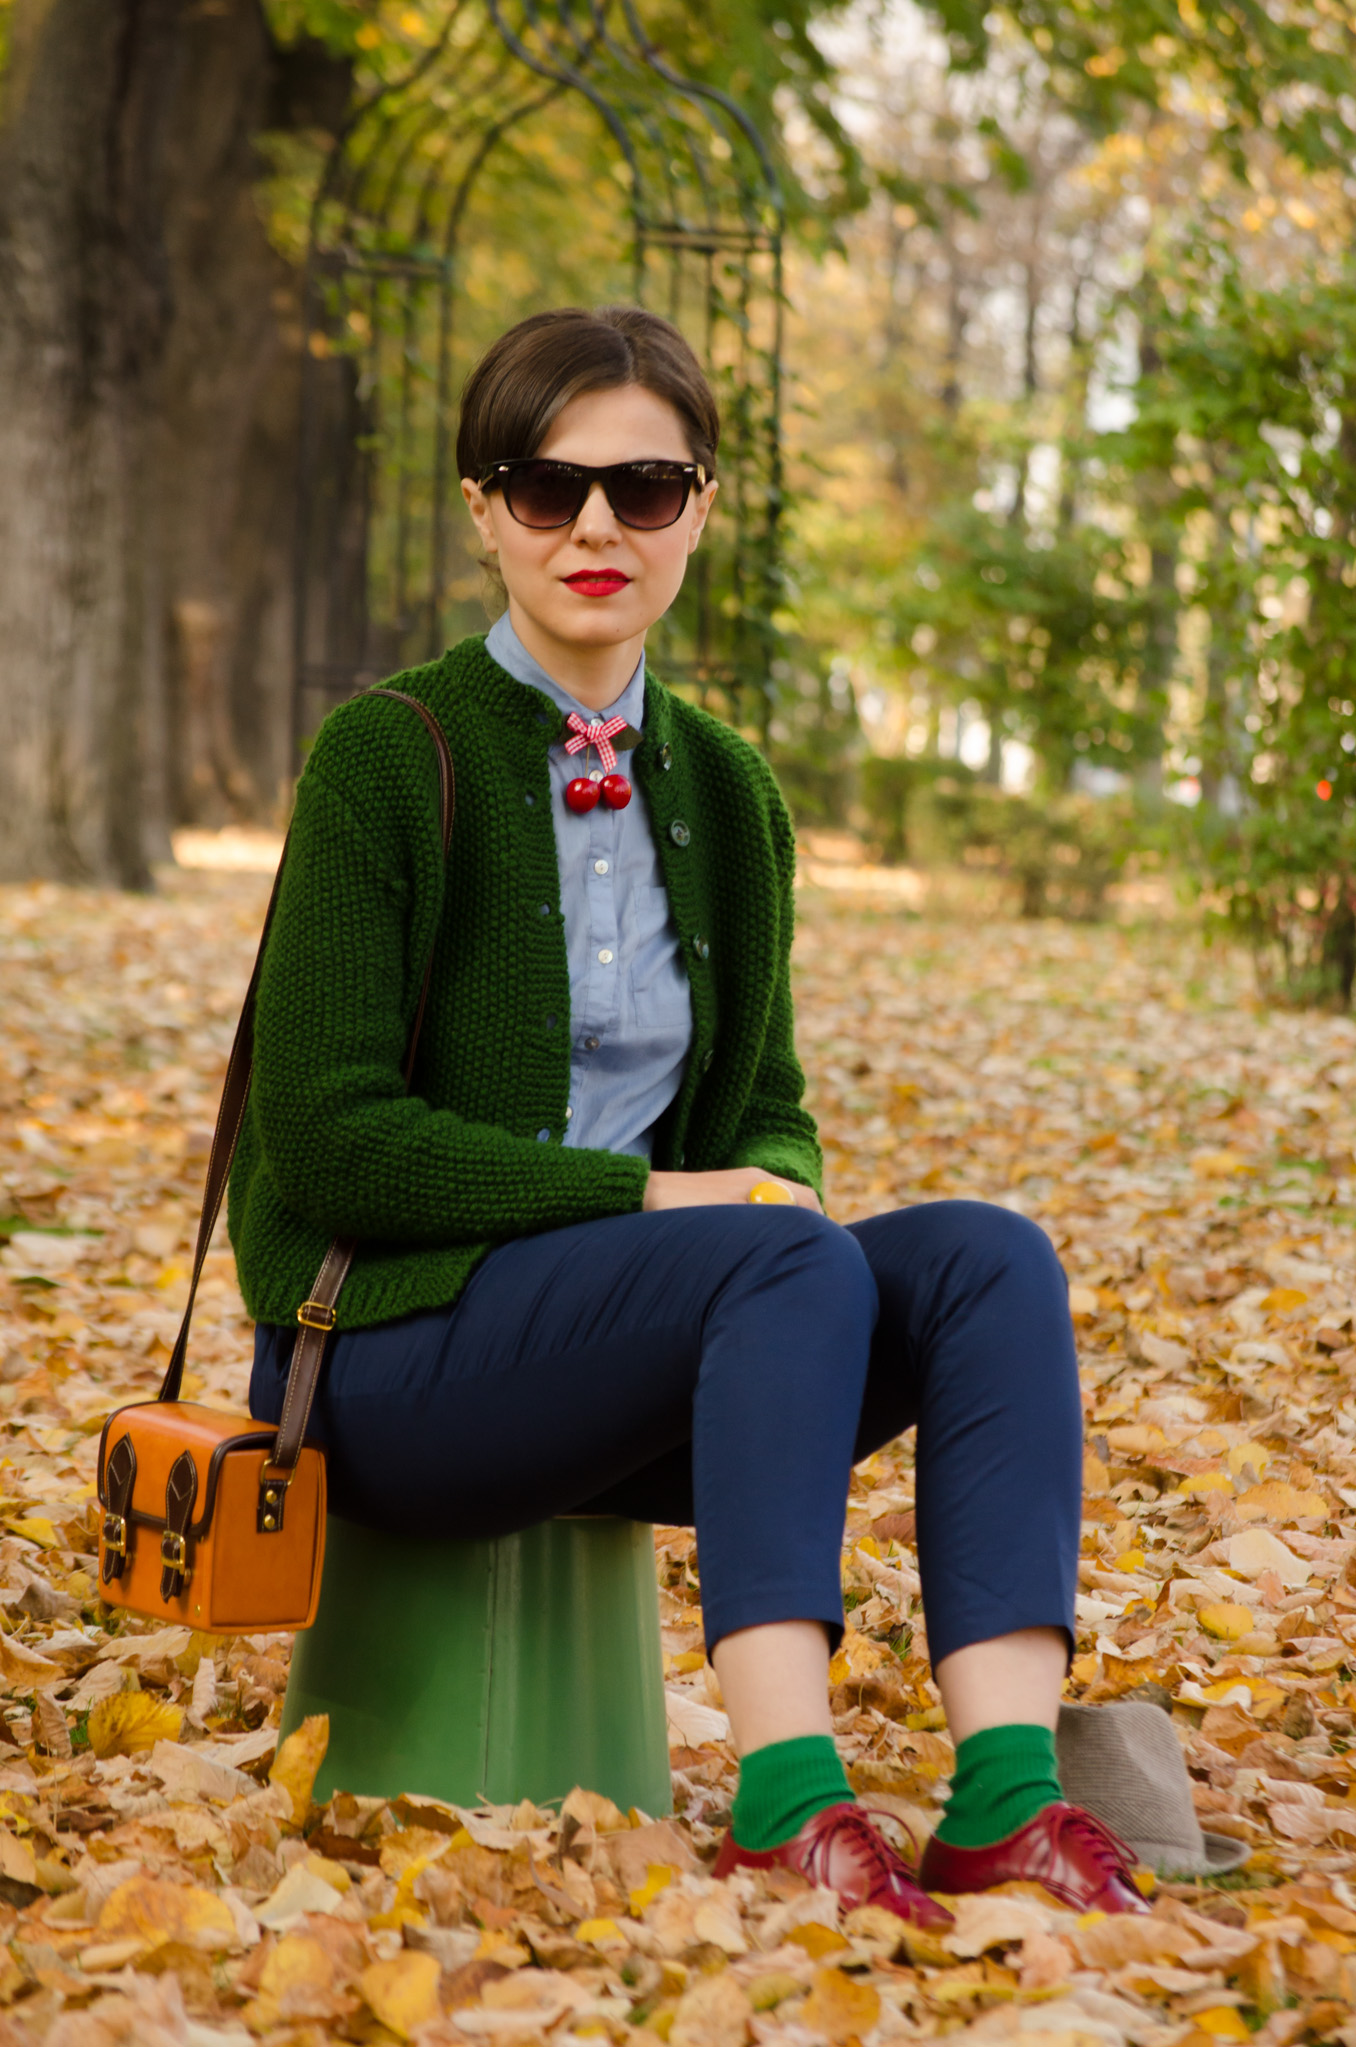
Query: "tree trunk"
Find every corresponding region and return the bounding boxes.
[0,0,348,884]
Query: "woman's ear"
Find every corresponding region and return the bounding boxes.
[461,477,499,554]
[687,476,719,554]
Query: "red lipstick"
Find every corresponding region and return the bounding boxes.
[564,570,630,597]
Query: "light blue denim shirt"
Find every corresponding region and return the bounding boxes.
[485,614,693,1158]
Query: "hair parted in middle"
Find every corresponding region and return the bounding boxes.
[456,306,720,481]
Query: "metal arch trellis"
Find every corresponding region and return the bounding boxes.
[291,0,786,766]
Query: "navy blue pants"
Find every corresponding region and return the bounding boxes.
[251,1200,1081,1665]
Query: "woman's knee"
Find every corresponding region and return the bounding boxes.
[878,1198,1064,1295]
[730,1205,878,1325]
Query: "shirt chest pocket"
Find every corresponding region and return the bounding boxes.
[628,885,691,1031]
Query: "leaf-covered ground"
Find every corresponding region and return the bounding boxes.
[1,847,1355,2046]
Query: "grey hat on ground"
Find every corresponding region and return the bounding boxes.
[1056,1700,1252,1877]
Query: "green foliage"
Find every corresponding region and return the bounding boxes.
[1109,245,1356,1004]
[911,781,1138,919]
[920,0,1356,174]
[888,497,1160,790]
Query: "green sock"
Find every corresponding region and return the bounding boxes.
[730,1735,853,1851]
[933,1723,1063,1849]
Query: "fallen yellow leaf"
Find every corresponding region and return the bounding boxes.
[630,1863,674,1914]
[577,1916,628,1948]
[1260,1287,1307,1313]
[1199,1603,1256,1641]
[800,1967,881,2042]
[97,1874,238,1953]
[87,1691,183,1757]
[1192,2009,1250,2041]
[1191,1150,1250,1177]
[828,1628,890,1684]
[788,1921,850,1958]
[359,1951,441,2039]
[269,1712,329,1825]
[0,1632,62,1692]
[0,1829,37,1889]
[1178,1471,1232,1496]
[1225,1441,1271,1479]
[1234,1479,1328,1523]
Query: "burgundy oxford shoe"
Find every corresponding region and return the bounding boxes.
[714,1802,954,1930]
[918,1801,1150,1914]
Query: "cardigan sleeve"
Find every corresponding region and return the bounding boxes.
[249,763,649,1246]
[722,789,824,1199]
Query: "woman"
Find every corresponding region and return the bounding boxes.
[235,305,1145,1923]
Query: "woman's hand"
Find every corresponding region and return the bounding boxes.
[642,1168,823,1214]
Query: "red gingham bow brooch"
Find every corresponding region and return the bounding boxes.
[562,711,633,814]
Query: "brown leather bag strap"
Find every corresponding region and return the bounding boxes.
[158,690,456,1454]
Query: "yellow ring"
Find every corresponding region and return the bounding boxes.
[747,1179,795,1205]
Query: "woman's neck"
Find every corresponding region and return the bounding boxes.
[506,600,644,712]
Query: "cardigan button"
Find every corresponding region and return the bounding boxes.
[536,1128,551,1142]
[538,902,552,917]
[701,1048,714,1072]
[693,935,710,960]
[659,744,673,770]
[524,791,537,808]
[669,819,690,847]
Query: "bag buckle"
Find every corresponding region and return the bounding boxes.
[297,1299,336,1332]
[102,1513,127,1559]
[159,1529,190,1581]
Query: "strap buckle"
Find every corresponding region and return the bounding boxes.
[296,1299,336,1332]
[102,1513,127,1559]
[159,1530,190,1580]
[258,1464,294,1535]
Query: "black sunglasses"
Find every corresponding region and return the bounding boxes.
[479,457,707,532]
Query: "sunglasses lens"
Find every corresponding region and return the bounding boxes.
[503,461,586,528]
[608,463,691,529]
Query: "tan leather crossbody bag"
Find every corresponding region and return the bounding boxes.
[95,692,454,1631]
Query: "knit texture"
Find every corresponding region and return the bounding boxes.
[228,636,822,1330]
[730,1735,854,1851]
[933,1724,1064,1848]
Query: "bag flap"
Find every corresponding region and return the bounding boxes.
[97,1401,277,1537]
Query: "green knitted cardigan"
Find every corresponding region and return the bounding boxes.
[228,635,822,1330]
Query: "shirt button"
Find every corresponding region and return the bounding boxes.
[598,948,614,964]
[536,1128,551,1142]
[584,1035,600,1051]
[670,820,690,847]
[594,859,609,875]
[565,1105,574,1121]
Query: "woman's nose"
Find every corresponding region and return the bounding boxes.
[571,480,621,544]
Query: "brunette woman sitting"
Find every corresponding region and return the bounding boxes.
[234,305,1146,1922]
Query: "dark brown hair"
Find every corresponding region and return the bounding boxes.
[456,306,720,479]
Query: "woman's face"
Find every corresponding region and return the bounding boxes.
[460,383,717,654]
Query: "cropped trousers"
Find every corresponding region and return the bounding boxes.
[251,1199,1081,1666]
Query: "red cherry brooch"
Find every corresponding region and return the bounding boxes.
[562,711,632,815]
[565,777,601,814]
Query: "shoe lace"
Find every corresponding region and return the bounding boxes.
[1055,1805,1139,1885]
[804,1804,922,1889]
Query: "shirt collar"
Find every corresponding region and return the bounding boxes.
[485,612,646,734]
